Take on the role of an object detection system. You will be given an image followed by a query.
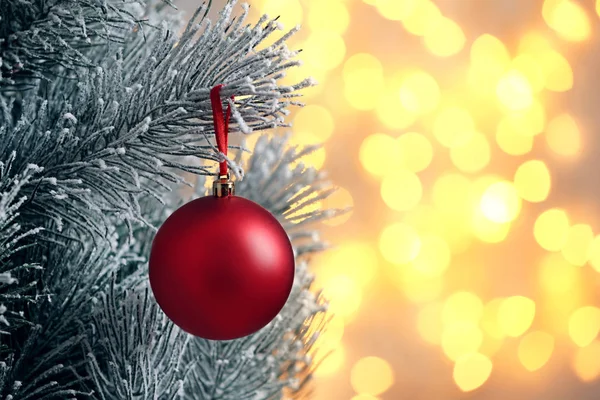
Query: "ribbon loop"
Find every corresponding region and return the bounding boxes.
[210,85,234,177]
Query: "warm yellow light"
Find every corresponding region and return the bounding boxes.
[480,181,522,224]
[442,322,483,361]
[289,133,326,169]
[573,341,600,382]
[379,223,421,265]
[417,302,443,345]
[397,132,434,173]
[351,395,380,400]
[313,242,379,289]
[496,117,534,155]
[432,173,471,214]
[411,235,451,277]
[399,70,441,114]
[519,31,553,55]
[313,314,345,352]
[374,0,419,21]
[496,70,534,111]
[544,0,591,42]
[511,54,545,93]
[481,299,506,339]
[323,274,362,320]
[546,113,582,158]
[539,253,579,295]
[472,208,511,244]
[569,306,600,347]
[293,105,335,142]
[433,107,475,148]
[260,0,303,34]
[453,353,493,392]
[540,50,573,92]
[479,335,504,358]
[399,267,444,303]
[406,205,473,255]
[381,170,422,211]
[468,34,511,95]
[442,292,484,325]
[359,133,401,177]
[513,160,551,203]
[498,296,536,337]
[518,331,554,371]
[350,357,394,395]
[534,209,570,251]
[501,102,546,138]
[343,53,385,110]
[402,0,442,36]
[424,17,466,57]
[450,132,491,173]
[589,236,600,273]
[322,186,354,226]
[301,31,346,71]
[314,345,345,377]
[307,0,350,34]
[376,89,416,129]
[562,224,594,266]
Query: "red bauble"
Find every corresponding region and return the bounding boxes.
[149,195,295,340]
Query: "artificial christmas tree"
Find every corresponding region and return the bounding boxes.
[0,0,338,398]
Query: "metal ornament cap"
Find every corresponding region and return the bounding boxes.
[213,173,235,197]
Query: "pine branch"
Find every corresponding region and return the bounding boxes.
[0,0,174,90]
[83,284,189,400]
[0,153,45,337]
[0,0,312,245]
[0,238,143,400]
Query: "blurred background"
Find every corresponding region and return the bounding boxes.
[181,0,600,399]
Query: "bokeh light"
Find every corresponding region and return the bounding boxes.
[350,357,394,395]
[534,208,570,251]
[399,70,441,114]
[442,321,483,361]
[453,353,493,392]
[433,106,475,148]
[543,0,591,42]
[573,341,600,382]
[397,132,434,172]
[307,0,350,34]
[229,0,600,398]
[450,132,491,173]
[561,224,594,266]
[513,160,551,203]
[569,306,600,347]
[497,296,536,337]
[423,17,466,57]
[379,223,421,265]
[546,113,582,158]
[323,274,363,321]
[381,170,423,211]
[359,133,400,177]
[411,235,451,276]
[293,104,335,142]
[479,181,521,224]
[496,70,534,111]
[343,54,385,110]
[518,331,554,371]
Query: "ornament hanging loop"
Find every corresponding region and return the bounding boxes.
[210,84,235,197]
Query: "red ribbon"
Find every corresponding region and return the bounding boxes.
[210,85,234,177]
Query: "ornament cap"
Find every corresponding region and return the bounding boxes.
[213,173,235,197]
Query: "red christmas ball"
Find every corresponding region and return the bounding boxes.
[149,195,295,340]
